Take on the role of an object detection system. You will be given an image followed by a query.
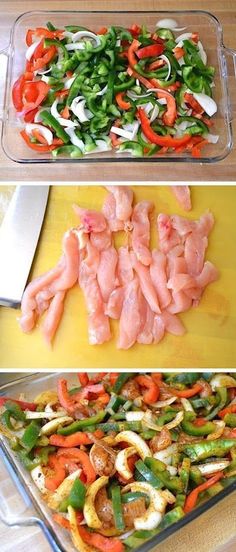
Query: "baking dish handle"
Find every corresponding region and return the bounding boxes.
[0,450,61,551]
[221,46,236,122]
[0,47,9,120]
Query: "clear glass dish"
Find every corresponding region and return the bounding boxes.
[0,372,236,552]
[0,9,236,164]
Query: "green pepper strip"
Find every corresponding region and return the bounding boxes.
[58,411,106,435]
[166,373,199,385]
[18,450,41,471]
[124,506,184,548]
[106,394,127,413]
[5,400,26,422]
[181,413,216,437]
[121,491,149,504]
[97,421,142,433]
[113,374,132,394]
[206,388,228,420]
[1,410,14,430]
[52,145,82,158]
[181,439,236,462]
[114,77,135,92]
[179,457,191,493]
[40,110,69,143]
[135,459,163,488]
[176,116,208,134]
[112,486,125,531]
[182,66,204,94]
[224,413,236,428]
[21,421,41,452]
[119,141,143,157]
[145,458,183,493]
[69,478,86,510]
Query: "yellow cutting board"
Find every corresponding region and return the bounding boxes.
[0,185,235,369]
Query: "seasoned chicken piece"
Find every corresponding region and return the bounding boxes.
[150,428,172,453]
[121,379,140,400]
[90,443,116,477]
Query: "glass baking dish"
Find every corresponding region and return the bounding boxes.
[0,372,236,552]
[0,9,236,164]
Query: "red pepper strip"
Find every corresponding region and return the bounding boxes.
[184,472,223,513]
[32,45,56,71]
[96,393,110,405]
[12,75,25,111]
[136,375,160,404]
[98,27,108,35]
[110,119,122,147]
[26,28,64,46]
[78,373,89,386]
[136,43,164,59]
[0,397,36,411]
[219,404,236,419]
[151,373,163,383]
[56,448,96,484]
[60,105,70,119]
[31,129,48,145]
[138,108,191,149]
[53,511,83,530]
[115,92,131,110]
[79,526,124,552]
[147,59,165,71]
[90,372,108,383]
[191,139,209,158]
[21,81,50,114]
[49,429,104,448]
[26,29,34,46]
[191,32,199,43]
[169,383,203,398]
[184,92,204,115]
[128,24,142,38]
[24,71,34,81]
[109,373,119,385]
[20,130,63,152]
[55,89,69,98]
[193,418,207,427]
[173,47,185,60]
[154,89,176,126]
[57,378,77,413]
[127,39,140,69]
[75,383,106,400]
[45,454,66,491]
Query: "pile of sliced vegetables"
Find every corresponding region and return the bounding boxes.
[12,19,218,158]
[0,372,236,552]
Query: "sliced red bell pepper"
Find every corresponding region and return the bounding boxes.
[56,448,96,484]
[78,373,89,386]
[138,108,191,149]
[32,45,56,71]
[136,43,164,59]
[128,24,141,38]
[49,429,104,448]
[20,81,50,115]
[147,59,165,71]
[0,397,36,411]
[155,88,176,126]
[184,472,223,513]
[184,92,204,115]
[45,453,66,491]
[12,75,25,111]
[24,108,38,123]
[136,375,160,404]
[169,382,203,398]
[218,404,236,419]
[57,378,77,413]
[20,130,63,152]
[115,92,131,110]
[127,39,140,69]
[109,373,119,385]
[79,526,124,552]
[26,27,64,46]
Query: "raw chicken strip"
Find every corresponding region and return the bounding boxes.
[79,243,111,345]
[102,192,124,232]
[184,234,208,276]
[106,186,133,221]
[117,246,133,286]
[105,287,124,319]
[97,246,118,302]
[73,205,107,232]
[196,211,214,238]
[49,231,79,293]
[157,214,181,254]
[195,261,218,288]
[132,255,161,314]
[167,274,196,293]
[171,185,191,211]
[152,315,165,344]
[137,292,154,344]
[41,291,65,346]
[161,311,186,336]
[90,227,112,251]
[167,291,192,314]
[131,201,153,265]
[117,277,141,349]
[170,215,196,238]
[19,230,78,333]
[150,250,171,309]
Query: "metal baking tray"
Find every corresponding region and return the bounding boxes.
[0,9,235,164]
[0,372,236,552]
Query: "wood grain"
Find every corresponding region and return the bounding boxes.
[0,0,236,181]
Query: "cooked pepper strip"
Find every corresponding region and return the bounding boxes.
[56,448,96,484]
[169,383,203,398]
[184,472,224,513]
[112,486,125,531]
[0,397,36,411]
[58,411,106,435]
[21,421,41,452]
[135,375,159,404]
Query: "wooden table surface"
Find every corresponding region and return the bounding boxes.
[0,0,236,182]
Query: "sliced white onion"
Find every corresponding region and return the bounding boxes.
[84,139,112,155]
[210,374,236,390]
[65,42,87,51]
[151,396,177,408]
[153,444,178,465]
[70,97,91,122]
[25,409,66,419]
[36,67,52,76]
[207,420,225,441]
[167,465,178,476]
[110,125,135,141]
[40,415,73,435]
[158,97,167,105]
[51,98,79,127]
[31,465,47,494]
[180,397,195,413]
[26,40,41,61]
[25,123,53,145]
[198,41,207,65]
[205,133,219,144]
[192,93,217,117]
[72,30,100,45]
[144,101,154,115]
[160,55,171,81]
[64,76,76,89]
[65,127,84,150]
[176,33,192,43]
[197,460,230,476]
[150,103,159,123]
[126,411,144,422]
[96,84,108,96]
[127,90,152,100]
[156,19,187,32]
[120,530,135,540]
